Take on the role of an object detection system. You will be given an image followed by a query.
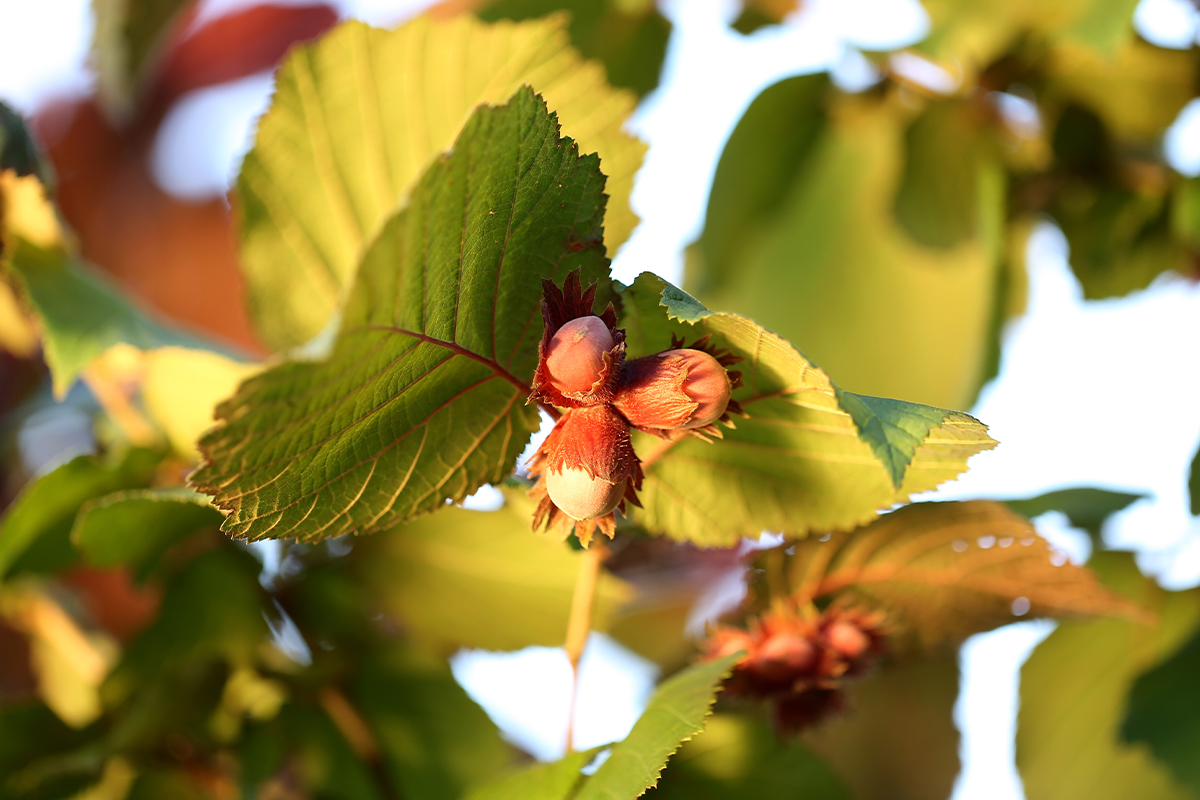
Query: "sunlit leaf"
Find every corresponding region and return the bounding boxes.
[1004,486,1144,542]
[237,13,643,348]
[686,83,1007,411]
[804,654,960,800]
[1017,551,1200,800]
[72,488,223,581]
[645,713,847,799]
[477,0,670,97]
[195,88,608,542]
[351,497,632,651]
[0,449,161,580]
[465,748,600,800]
[140,347,259,460]
[617,273,996,546]
[788,501,1138,648]
[573,653,740,800]
[1122,623,1200,794]
[354,645,511,800]
[893,98,996,249]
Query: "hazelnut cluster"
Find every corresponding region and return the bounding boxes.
[702,606,888,733]
[526,271,743,545]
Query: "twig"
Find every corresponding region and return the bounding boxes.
[564,543,608,752]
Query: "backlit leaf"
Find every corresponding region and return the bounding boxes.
[645,713,847,799]
[477,0,671,97]
[685,83,1007,411]
[1122,623,1200,794]
[237,13,643,348]
[351,496,632,651]
[573,653,740,800]
[1018,551,1200,800]
[804,654,960,800]
[1004,486,1144,542]
[194,88,609,542]
[788,501,1138,648]
[617,274,996,547]
[465,747,598,800]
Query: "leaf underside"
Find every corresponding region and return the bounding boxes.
[617,273,997,547]
[193,88,609,542]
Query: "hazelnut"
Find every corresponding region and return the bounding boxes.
[825,621,872,661]
[544,316,616,396]
[613,349,732,431]
[545,467,626,521]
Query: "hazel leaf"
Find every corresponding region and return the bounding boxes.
[573,653,740,800]
[619,273,997,546]
[237,13,643,349]
[192,88,610,542]
[788,501,1142,648]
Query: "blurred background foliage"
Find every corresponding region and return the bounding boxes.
[1,0,1200,798]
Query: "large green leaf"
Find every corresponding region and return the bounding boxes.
[1017,551,1200,800]
[1122,623,1200,794]
[194,88,608,542]
[237,13,643,349]
[573,653,740,800]
[645,713,847,799]
[616,274,996,547]
[1004,486,1144,542]
[351,496,631,652]
[685,82,1006,411]
[0,449,161,580]
[478,0,670,97]
[787,501,1137,649]
[803,654,961,800]
[71,488,224,581]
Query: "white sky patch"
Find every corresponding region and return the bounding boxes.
[0,0,93,112]
[1164,97,1200,177]
[1135,0,1200,48]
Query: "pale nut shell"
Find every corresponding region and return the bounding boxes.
[544,316,615,396]
[545,466,626,521]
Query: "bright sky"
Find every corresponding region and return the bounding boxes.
[2,0,1199,797]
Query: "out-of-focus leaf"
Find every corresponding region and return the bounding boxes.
[617,273,996,546]
[257,704,384,800]
[71,488,223,580]
[1044,39,1198,142]
[140,347,258,460]
[0,449,160,580]
[194,89,606,542]
[645,713,848,799]
[352,499,631,652]
[1188,441,1200,517]
[477,0,670,97]
[731,0,800,35]
[1,172,199,398]
[0,276,38,358]
[237,13,642,349]
[105,547,267,703]
[804,654,960,800]
[893,99,995,249]
[1017,551,1200,800]
[788,501,1138,648]
[0,702,101,800]
[0,587,118,729]
[1061,0,1141,55]
[1004,486,1144,542]
[573,654,740,800]
[686,85,1006,411]
[92,0,191,118]
[464,748,599,800]
[1123,623,1200,794]
[354,646,511,800]
[0,101,51,183]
